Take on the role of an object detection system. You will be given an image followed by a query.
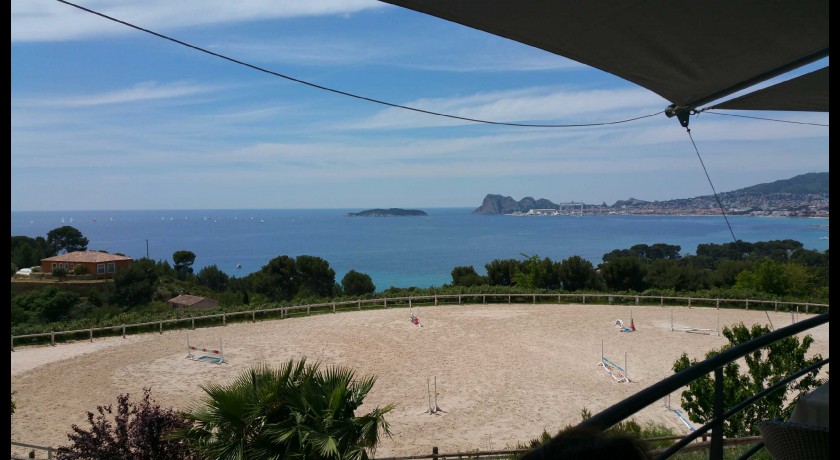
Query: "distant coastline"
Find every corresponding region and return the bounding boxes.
[346,208,428,217]
[473,172,829,218]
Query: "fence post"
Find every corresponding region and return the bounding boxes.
[688,298,691,308]
[307,306,311,315]
[89,328,93,343]
[51,331,55,346]
[223,313,226,326]
[432,446,439,460]
[384,299,388,308]
[123,325,126,339]
[746,299,749,310]
[458,295,462,304]
[10,336,14,352]
[160,321,163,334]
[483,295,486,304]
[774,300,778,312]
[253,311,256,323]
[332,303,336,313]
[358,300,361,310]
[508,295,511,304]
[660,295,663,307]
[716,298,719,309]
[191,318,195,330]
[583,294,586,304]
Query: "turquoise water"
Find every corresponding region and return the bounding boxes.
[11,209,829,290]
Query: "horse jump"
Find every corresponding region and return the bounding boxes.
[186,336,226,364]
[596,340,629,383]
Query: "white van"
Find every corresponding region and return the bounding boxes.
[14,268,32,277]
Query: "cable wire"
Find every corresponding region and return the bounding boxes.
[56,0,663,128]
[701,110,829,127]
[684,128,738,245]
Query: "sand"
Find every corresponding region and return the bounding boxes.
[11,303,829,458]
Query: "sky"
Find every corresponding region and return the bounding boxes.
[11,0,829,212]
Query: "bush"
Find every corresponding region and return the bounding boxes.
[55,388,196,460]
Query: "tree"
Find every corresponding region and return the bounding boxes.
[172,250,196,275]
[644,260,709,292]
[450,266,487,287]
[342,270,376,296]
[602,243,681,263]
[196,264,229,291]
[599,257,648,292]
[52,266,69,281]
[11,235,52,269]
[111,258,159,309]
[11,286,80,323]
[511,254,560,290]
[174,359,393,460]
[673,323,824,437]
[559,256,601,292]
[295,255,336,298]
[252,255,298,301]
[734,260,818,298]
[55,388,195,460]
[484,259,521,286]
[46,226,89,255]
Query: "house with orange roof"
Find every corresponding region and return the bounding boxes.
[40,251,133,278]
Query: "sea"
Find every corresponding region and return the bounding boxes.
[10,209,829,291]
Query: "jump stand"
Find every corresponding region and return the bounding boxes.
[186,336,226,364]
[670,309,720,336]
[664,394,696,432]
[424,376,446,414]
[409,302,423,327]
[596,340,629,383]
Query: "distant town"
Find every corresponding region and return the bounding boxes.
[508,192,829,218]
[475,172,829,218]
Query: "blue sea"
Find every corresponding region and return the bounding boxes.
[10,209,829,291]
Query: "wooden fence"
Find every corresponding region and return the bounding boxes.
[11,293,827,351]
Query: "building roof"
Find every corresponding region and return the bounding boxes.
[169,294,215,306]
[42,251,133,263]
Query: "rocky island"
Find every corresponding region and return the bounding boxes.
[346,208,428,217]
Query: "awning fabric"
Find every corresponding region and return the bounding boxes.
[379,1,829,113]
[711,67,829,112]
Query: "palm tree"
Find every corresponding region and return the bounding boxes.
[173,358,393,460]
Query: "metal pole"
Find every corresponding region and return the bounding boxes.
[710,368,724,460]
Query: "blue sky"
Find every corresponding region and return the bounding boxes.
[11,0,829,212]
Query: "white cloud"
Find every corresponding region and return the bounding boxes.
[12,0,385,42]
[22,81,219,107]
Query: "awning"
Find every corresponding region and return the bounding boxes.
[378,1,829,114]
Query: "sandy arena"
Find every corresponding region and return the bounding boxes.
[11,303,829,457]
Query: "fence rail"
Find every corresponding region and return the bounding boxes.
[11,293,827,351]
[10,440,53,459]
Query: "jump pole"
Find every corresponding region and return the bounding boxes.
[671,308,719,336]
[186,336,226,364]
[596,340,629,383]
[664,394,696,432]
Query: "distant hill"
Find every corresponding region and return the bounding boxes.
[724,172,828,195]
[347,208,428,217]
[473,172,828,215]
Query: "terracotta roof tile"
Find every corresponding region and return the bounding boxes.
[42,251,133,263]
[169,295,209,306]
